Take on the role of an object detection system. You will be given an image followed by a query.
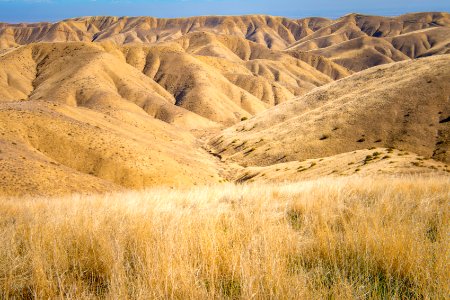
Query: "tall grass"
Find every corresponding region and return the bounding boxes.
[0,176,449,299]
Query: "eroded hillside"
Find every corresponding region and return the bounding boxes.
[210,55,450,166]
[0,12,449,196]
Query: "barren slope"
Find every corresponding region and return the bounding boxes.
[232,148,450,184]
[0,39,333,125]
[0,15,332,50]
[0,100,223,197]
[287,12,450,71]
[0,38,337,196]
[0,44,234,197]
[1,13,449,77]
[209,55,450,167]
[0,42,218,127]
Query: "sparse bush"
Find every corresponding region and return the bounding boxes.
[364,155,373,164]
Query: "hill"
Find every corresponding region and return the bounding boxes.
[209,55,450,170]
[1,12,448,73]
[0,15,331,50]
[0,39,334,125]
[0,99,224,196]
[286,13,450,71]
[0,13,449,196]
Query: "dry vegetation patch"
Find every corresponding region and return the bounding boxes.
[0,176,448,299]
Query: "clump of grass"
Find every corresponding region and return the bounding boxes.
[0,177,448,299]
[297,165,307,172]
[363,155,373,165]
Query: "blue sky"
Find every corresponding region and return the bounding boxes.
[0,0,449,23]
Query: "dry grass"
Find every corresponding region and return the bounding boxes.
[0,176,449,299]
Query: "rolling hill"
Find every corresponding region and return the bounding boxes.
[287,13,450,71]
[0,13,449,196]
[1,12,448,72]
[209,55,450,167]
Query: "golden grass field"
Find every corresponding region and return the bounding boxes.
[1,176,448,299]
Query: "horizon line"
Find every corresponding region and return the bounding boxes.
[1,11,448,25]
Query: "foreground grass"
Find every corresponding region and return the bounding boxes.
[0,176,449,299]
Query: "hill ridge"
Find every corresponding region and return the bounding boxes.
[1,12,448,51]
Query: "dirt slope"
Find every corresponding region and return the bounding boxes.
[232,148,450,184]
[0,100,223,197]
[0,39,333,125]
[2,13,448,78]
[0,15,331,50]
[209,55,450,167]
[286,12,450,71]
